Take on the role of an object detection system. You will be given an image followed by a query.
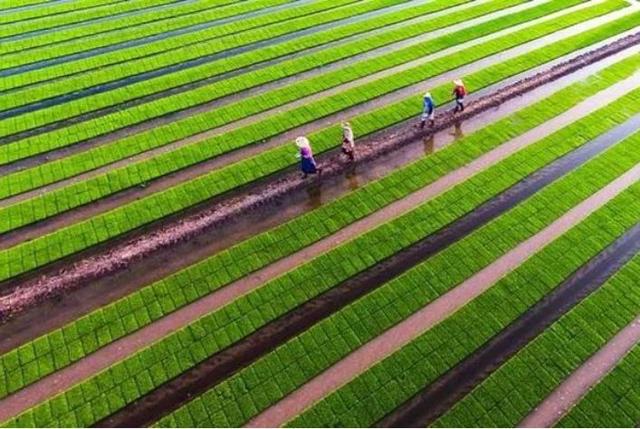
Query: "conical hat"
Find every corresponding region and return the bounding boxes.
[424,92,431,98]
[295,136,310,148]
[453,79,464,86]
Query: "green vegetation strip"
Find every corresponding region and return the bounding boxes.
[0,9,637,284]
[1,52,636,405]
[0,0,177,38]
[4,68,640,427]
[0,0,251,56]
[289,141,640,428]
[0,0,471,130]
[434,254,640,427]
[0,0,384,93]
[0,0,529,159]
[558,337,640,426]
[0,0,538,192]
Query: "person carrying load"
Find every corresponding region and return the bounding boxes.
[341,121,355,161]
[420,92,436,129]
[296,136,321,178]
[452,79,467,113]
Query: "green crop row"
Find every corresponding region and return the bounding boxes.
[0,0,477,126]
[1,51,635,405]
[434,254,640,427]
[8,78,640,428]
[1,10,637,284]
[0,0,537,194]
[558,334,640,426]
[0,0,57,13]
[1,0,526,159]
[0,0,253,56]
[289,147,640,427]
[0,0,177,38]
[0,0,384,93]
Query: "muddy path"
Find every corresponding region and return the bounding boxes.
[248,166,640,428]
[84,112,640,427]
[1,31,639,324]
[378,221,640,428]
[0,62,605,354]
[3,14,635,243]
[520,314,640,427]
[1,54,634,357]
[0,0,525,130]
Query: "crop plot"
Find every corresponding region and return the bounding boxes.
[1,0,640,427]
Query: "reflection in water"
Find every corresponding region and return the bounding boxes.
[305,182,323,210]
[345,163,360,191]
[423,135,435,156]
[451,121,464,140]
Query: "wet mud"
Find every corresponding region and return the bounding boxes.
[1,31,639,324]
[378,221,640,428]
[92,100,640,427]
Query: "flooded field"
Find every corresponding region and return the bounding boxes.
[2,0,640,427]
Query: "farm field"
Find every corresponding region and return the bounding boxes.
[2,0,640,427]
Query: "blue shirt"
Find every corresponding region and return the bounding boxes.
[423,97,435,114]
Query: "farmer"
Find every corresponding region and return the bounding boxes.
[452,79,467,113]
[296,136,321,177]
[341,121,355,161]
[420,92,436,129]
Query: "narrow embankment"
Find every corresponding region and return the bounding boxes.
[2,51,627,357]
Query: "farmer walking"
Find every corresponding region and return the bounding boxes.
[341,121,355,161]
[420,92,435,128]
[296,136,321,178]
[453,79,467,113]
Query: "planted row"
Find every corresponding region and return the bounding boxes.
[1,52,635,403]
[0,0,176,38]
[0,0,246,56]
[0,0,379,92]
[290,153,640,427]
[1,11,637,284]
[434,253,640,427]
[0,0,539,193]
[0,0,520,158]
[9,85,640,428]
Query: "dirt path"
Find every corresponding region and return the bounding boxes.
[519,315,640,428]
[2,31,640,322]
[0,54,612,356]
[247,163,640,428]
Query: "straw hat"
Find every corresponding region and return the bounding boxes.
[341,121,351,129]
[295,136,310,148]
[453,79,464,87]
[424,92,431,98]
